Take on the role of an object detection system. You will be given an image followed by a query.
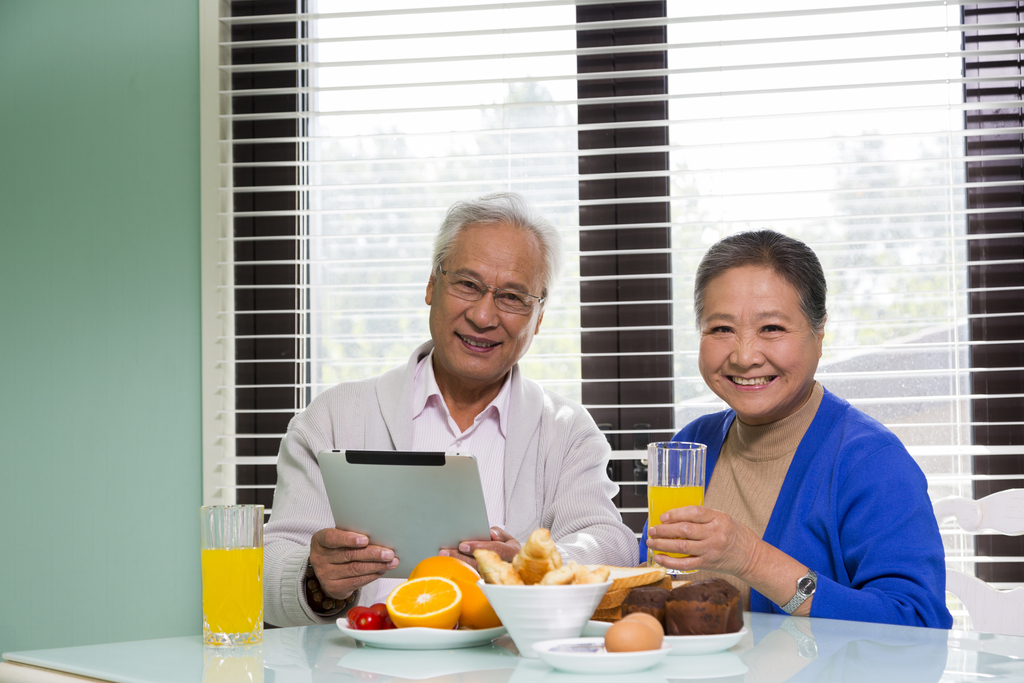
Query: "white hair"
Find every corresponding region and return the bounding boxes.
[431,192,565,300]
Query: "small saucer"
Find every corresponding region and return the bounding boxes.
[531,637,670,674]
[581,622,746,655]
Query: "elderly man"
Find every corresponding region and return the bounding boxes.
[264,192,638,627]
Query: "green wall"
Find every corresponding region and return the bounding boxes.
[0,0,202,653]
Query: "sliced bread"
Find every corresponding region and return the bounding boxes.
[595,586,632,611]
[586,565,668,592]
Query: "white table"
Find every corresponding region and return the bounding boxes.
[3,612,1023,682]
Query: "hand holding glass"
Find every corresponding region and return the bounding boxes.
[647,442,707,574]
[201,505,264,645]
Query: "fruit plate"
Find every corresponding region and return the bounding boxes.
[531,637,671,675]
[336,622,507,650]
[582,622,747,656]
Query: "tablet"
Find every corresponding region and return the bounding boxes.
[318,449,492,579]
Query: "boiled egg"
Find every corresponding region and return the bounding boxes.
[604,618,664,652]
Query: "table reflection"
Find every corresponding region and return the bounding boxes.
[203,645,264,683]
[740,613,949,683]
[247,613,1024,683]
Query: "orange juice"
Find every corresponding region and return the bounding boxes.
[201,547,263,636]
[648,485,704,560]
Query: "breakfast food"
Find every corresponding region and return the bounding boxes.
[538,562,576,585]
[620,585,670,624]
[346,604,395,630]
[385,576,463,630]
[474,530,614,587]
[475,549,525,585]
[513,528,562,584]
[600,566,670,592]
[407,556,501,629]
[604,614,664,652]
[664,578,743,636]
[621,611,664,638]
[596,587,631,611]
[590,565,672,621]
[572,562,611,585]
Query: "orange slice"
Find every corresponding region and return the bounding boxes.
[386,576,462,629]
[408,556,502,630]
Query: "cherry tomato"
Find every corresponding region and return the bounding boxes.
[353,610,385,630]
[381,614,396,630]
[346,606,373,628]
[368,603,388,617]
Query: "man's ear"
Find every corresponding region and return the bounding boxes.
[425,275,436,306]
[533,310,544,334]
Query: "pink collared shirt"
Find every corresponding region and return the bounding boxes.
[374,351,510,603]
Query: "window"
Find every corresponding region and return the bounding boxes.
[201,0,1024,628]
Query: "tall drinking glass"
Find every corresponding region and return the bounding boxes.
[201,505,264,645]
[647,442,707,574]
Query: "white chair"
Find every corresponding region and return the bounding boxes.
[933,489,1024,636]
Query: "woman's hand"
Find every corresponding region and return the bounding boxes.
[647,506,813,615]
[646,506,765,579]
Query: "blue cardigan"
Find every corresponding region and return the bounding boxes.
[641,388,952,628]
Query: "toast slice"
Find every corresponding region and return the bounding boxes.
[591,605,622,622]
[595,586,632,611]
[595,574,676,610]
[586,565,668,592]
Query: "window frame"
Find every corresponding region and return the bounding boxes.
[200,0,1024,577]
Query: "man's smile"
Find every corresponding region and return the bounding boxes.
[457,333,500,349]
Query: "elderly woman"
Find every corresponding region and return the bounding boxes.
[642,230,951,629]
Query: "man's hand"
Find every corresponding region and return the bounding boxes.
[309,528,399,601]
[439,526,522,570]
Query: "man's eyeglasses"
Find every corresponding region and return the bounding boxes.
[438,268,545,316]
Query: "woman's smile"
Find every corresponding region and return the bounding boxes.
[730,375,775,386]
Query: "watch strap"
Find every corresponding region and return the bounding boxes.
[781,569,817,615]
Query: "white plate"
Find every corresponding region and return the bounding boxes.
[531,637,670,675]
[336,621,507,650]
[665,628,746,655]
[582,621,746,655]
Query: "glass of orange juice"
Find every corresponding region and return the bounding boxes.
[201,505,264,645]
[647,442,706,574]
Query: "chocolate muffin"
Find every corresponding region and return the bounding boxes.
[664,579,742,635]
[620,586,670,624]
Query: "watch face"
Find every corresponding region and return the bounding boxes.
[798,576,815,593]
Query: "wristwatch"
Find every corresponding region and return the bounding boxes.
[781,569,817,615]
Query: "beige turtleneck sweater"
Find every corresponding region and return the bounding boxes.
[686,381,824,609]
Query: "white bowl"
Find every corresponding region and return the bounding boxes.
[478,579,612,658]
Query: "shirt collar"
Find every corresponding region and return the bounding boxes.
[413,350,512,438]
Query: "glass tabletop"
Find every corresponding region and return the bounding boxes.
[4,612,1024,683]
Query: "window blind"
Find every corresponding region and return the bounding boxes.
[201,0,1024,627]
